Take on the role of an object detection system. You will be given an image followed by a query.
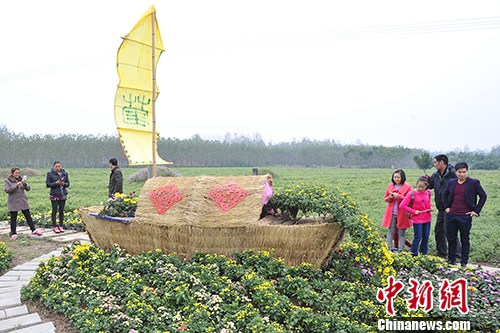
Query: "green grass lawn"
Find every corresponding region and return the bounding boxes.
[2,166,498,264]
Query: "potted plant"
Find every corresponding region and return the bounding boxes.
[98,192,139,217]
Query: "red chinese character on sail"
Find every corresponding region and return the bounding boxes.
[377,276,405,316]
[406,278,434,312]
[439,278,469,314]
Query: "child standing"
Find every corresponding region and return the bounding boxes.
[382,169,412,252]
[400,176,433,256]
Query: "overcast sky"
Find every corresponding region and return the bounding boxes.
[1,0,499,152]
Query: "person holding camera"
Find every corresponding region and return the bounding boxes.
[46,161,70,233]
[382,169,412,252]
[4,167,42,240]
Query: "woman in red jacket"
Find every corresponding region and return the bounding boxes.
[382,169,412,252]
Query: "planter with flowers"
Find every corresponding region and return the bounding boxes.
[92,192,139,223]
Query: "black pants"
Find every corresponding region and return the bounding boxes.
[447,213,472,265]
[51,200,66,227]
[10,210,36,235]
[435,209,461,258]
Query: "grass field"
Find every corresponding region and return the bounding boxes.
[2,167,498,264]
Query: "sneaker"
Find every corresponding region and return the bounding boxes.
[32,230,43,236]
[461,263,468,269]
[10,234,18,240]
[53,227,61,234]
[58,226,64,233]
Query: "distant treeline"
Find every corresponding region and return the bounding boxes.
[1,125,499,169]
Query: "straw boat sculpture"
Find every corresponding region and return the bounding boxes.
[79,175,345,268]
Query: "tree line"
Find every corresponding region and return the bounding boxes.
[1,125,499,169]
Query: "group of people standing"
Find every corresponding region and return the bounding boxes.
[382,154,487,268]
[4,158,123,240]
[4,161,69,239]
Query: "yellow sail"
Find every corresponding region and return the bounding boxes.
[114,6,171,165]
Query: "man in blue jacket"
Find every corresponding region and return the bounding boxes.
[443,162,487,268]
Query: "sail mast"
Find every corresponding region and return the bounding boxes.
[151,10,157,177]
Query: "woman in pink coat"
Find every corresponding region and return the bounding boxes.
[382,169,412,252]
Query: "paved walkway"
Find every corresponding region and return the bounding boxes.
[0,222,90,333]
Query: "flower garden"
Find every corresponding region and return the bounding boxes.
[5,182,499,332]
[15,209,86,232]
[0,241,11,273]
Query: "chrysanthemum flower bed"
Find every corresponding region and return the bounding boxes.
[0,241,12,273]
[23,244,380,332]
[15,209,85,231]
[392,252,500,330]
[21,243,500,332]
[19,183,500,332]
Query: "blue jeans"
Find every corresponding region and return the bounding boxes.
[446,213,472,265]
[411,222,431,256]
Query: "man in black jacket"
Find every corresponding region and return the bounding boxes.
[443,162,487,268]
[108,158,123,197]
[428,154,458,259]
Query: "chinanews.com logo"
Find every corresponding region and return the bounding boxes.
[376,276,471,332]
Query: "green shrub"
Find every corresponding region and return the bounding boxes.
[271,183,395,281]
[0,241,12,273]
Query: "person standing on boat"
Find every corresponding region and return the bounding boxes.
[4,167,43,240]
[108,158,123,197]
[260,175,274,219]
[46,161,70,233]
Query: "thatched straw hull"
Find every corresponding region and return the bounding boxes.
[80,207,344,268]
[79,176,345,268]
